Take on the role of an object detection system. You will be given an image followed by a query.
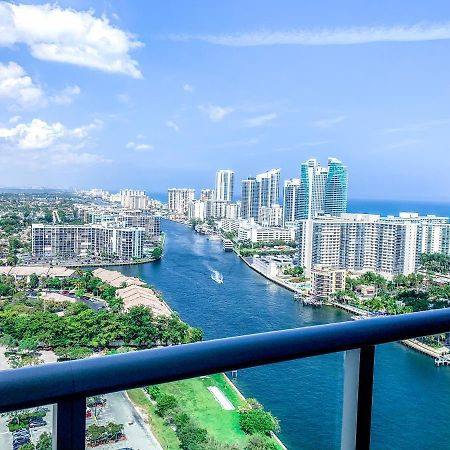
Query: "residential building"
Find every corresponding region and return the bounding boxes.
[119,189,148,209]
[324,158,348,216]
[259,204,283,227]
[215,170,234,202]
[283,178,300,226]
[200,189,215,201]
[187,200,206,221]
[241,169,281,224]
[297,213,450,277]
[168,188,195,214]
[238,220,295,243]
[240,177,259,220]
[297,158,348,219]
[311,266,346,301]
[256,168,281,210]
[32,224,144,260]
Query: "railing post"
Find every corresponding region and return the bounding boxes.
[341,346,375,450]
[53,396,86,450]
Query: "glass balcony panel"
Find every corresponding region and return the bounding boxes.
[0,405,53,449]
[371,342,450,449]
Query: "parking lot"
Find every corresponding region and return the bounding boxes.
[0,392,162,450]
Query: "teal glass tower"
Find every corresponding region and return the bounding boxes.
[324,157,348,216]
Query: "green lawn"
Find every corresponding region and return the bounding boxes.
[160,374,247,445]
[128,373,283,449]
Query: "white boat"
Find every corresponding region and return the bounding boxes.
[211,270,224,284]
[207,234,221,241]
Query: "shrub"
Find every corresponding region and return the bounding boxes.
[155,393,178,417]
[245,434,277,450]
[239,407,279,435]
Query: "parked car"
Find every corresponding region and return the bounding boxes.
[29,417,46,428]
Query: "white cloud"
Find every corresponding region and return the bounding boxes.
[244,113,277,128]
[199,104,234,121]
[0,2,143,78]
[50,85,80,105]
[312,115,347,128]
[0,118,102,149]
[166,120,180,132]
[183,83,194,92]
[0,61,82,109]
[0,61,46,109]
[126,141,153,152]
[0,118,105,167]
[170,22,450,47]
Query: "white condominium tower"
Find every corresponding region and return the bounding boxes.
[215,170,234,202]
[256,169,280,210]
[297,213,450,277]
[240,169,281,223]
[283,178,300,226]
[167,188,195,214]
[240,177,259,221]
[298,158,347,219]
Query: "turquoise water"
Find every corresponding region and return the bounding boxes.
[116,201,450,449]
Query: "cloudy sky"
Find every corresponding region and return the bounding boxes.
[1,0,450,201]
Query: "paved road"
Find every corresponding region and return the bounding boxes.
[90,391,163,450]
[0,392,162,450]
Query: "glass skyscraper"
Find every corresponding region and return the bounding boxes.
[324,158,348,216]
[297,158,347,219]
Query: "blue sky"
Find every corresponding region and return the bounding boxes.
[1,1,450,201]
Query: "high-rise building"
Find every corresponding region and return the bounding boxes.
[167,188,195,214]
[297,158,347,219]
[200,189,215,201]
[241,169,281,224]
[297,159,328,219]
[256,169,280,210]
[324,158,348,216]
[119,189,148,210]
[240,177,259,220]
[215,170,234,202]
[283,178,300,226]
[297,213,450,277]
[187,200,206,221]
[32,224,144,260]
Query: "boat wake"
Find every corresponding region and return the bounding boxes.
[210,269,224,284]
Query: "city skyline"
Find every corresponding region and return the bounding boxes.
[1,1,450,201]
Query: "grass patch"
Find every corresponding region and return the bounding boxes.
[129,374,283,450]
[159,373,246,445]
[127,388,181,450]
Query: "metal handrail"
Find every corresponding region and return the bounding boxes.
[0,308,449,413]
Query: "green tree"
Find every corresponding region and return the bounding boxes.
[28,273,39,289]
[239,407,279,436]
[36,432,52,450]
[155,393,178,417]
[152,247,163,259]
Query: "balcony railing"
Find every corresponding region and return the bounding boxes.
[0,308,449,449]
